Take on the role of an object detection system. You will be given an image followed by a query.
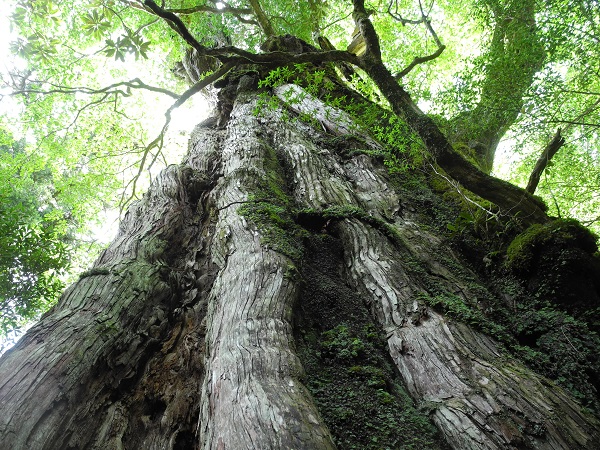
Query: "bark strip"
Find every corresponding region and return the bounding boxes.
[197,90,335,449]
[0,140,220,448]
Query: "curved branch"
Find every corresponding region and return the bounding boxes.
[121,63,234,211]
[351,0,548,223]
[143,0,208,55]
[144,0,358,69]
[392,0,446,79]
[387,0,424,25]
[526,128,565,194]
[10,78,179,99]
[394,44,445,79]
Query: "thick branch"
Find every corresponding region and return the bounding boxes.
[248,0,276,37]
[144,0,358,68]
[351,0,548,224]
[144,0,208,55]
[200,44,359,67]
[526,129,565,194]
[448,0,545,172]
[352,0,382,61]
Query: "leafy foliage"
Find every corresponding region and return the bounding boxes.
[0,129,70,337]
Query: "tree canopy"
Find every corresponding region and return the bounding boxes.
[1,0,599,341]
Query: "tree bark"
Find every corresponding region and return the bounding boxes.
[526,128,565,194]
[1,80,599,449]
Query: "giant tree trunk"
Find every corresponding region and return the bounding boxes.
[1,78,599,449]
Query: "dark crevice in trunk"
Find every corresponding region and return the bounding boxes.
[293,232,448,450]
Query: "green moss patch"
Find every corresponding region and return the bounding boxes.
[506,219,597,272]
[294,234,444,450]
[238,143,307,261]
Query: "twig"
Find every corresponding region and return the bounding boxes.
[430,163,500,219]
[120,63,234,211]
[394,45,445,79]
[217,198,271,211]
[11,78,179,99]
[392,0,446,79]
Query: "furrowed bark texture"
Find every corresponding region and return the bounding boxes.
[0,153,215,448]
[0,124,228,448]
[0,82,335,450]
[196,88,335,449]
[269,84,600,449]
[1,80,599,449]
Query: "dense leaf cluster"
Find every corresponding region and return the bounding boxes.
[0,130,70,339]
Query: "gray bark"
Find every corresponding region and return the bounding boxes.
[270,84,600,449]
[0,81,599,449]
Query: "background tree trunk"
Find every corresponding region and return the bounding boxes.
[1,79,599,449]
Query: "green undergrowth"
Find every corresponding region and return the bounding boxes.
[499,219,600,411]
[430,216,600,413]
[418,291,513,344]
[294,234,445,450]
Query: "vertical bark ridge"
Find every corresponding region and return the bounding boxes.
[0,131,221,449]
[268,86,600,448]
[197,92,335,449]
[339,219,599,449]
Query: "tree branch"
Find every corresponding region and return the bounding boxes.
[352,0,382,61]
[525,129,566,194]
[387,0,425,25]
[248,0,276,37]
[121,63,234,211]
[526,96,600,194]
[143,0,358,69]
[143,0,208,56]
[350,0,548,224]
[9,78,179,99]
[394,45,445,79]
[166,4,252,16]
[393,0,446,79]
